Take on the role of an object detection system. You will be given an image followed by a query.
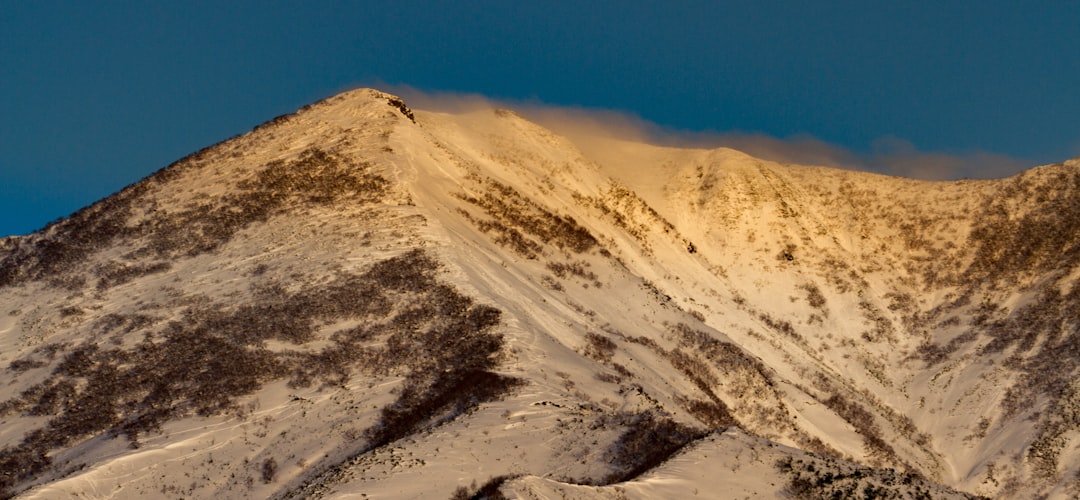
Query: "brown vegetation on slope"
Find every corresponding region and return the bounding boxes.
[0,148,387,290]
[0,249,516,498]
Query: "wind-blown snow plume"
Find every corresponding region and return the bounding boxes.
[392,85,1033,180]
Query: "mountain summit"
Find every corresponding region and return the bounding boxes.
[2,89,1079,498]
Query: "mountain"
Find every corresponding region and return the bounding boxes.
[1,88,1079,499]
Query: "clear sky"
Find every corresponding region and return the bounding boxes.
[2,1,1079,237]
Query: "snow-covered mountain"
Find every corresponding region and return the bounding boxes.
[2,89,1079,499]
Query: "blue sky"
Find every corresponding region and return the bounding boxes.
[2,1,1079,237]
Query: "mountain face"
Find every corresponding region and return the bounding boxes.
[1,89,1079,499]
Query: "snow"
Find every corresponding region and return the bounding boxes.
[1,88,1076,498]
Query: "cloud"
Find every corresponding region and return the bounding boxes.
[860,136,1031,180]
[387,85,1035,181]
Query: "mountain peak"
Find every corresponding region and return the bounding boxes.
[0,88,1074,498]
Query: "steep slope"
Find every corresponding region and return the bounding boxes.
[0,88,1075,498]
[570,136,1080,497]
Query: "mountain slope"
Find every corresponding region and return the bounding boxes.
[1,89,1077,498]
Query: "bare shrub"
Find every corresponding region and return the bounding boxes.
[0,182,148,288]
[456,209,542,259]
[0,249,518,496]
[759,312,801,341]
[679,397,735,429]
[611,363,633,378]
[965,167,1080,283]
[545,260,597,281]
[448,475,516,500]
[449,485,471,500]
[261,457,278,483]
[0,147,389,290]
[666,348,718,392]
[252,113,296,132]
[148,148,388,258]
[857,300,896,343]
[455,177,598,256]
[94,261,172,290]
[799,283,827,312]
[365,369,521,449]
[540,275,564,291]
[7,358,47,373]
[822,393,894,463]
[600,410,706,484]
[8,344,66,373]
[583,332,617,363]
[594,372,621,384]
[58,306,84,317]
[774,455,975,500]
[581,183,679,254]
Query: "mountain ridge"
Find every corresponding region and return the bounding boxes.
[1,88,1078,498]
